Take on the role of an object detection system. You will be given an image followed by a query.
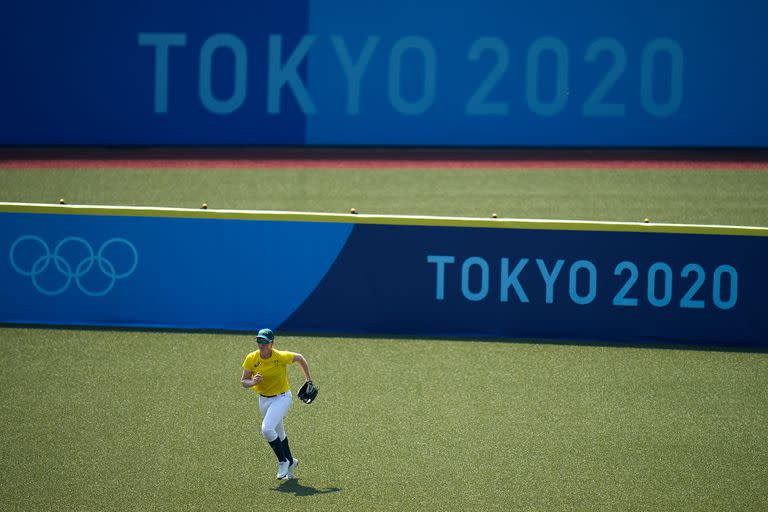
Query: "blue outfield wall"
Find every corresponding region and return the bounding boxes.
[1,1,767,146]
[1,203,767,347]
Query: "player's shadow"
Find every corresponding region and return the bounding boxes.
[273,479,341,497]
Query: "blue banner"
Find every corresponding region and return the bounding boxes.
[0,208,352,329]
[1,1,766,146]
[284,224,766,346]
[1,204,766,347]
[305,0,767,147]
[1,1,309,144]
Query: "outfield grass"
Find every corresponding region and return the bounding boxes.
[1,167,768,226]
[0,327,766,512]
[1,161,767,510]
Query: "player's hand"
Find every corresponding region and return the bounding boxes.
[253,373,262,384]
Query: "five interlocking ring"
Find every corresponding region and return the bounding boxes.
[10,235,138,296]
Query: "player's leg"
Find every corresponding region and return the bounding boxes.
[261,394,293,478]
[274,393,299,478]
[276,421,299,479]
[259,396,288,477]
[275,421,292,460]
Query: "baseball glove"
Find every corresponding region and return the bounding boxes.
[297,380,318,404]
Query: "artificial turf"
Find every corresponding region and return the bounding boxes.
[0,327,766,512]
[1,158,767,511]
[1,167,768,226]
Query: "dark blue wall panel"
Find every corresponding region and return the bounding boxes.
[2,205,766,347]
[284,224,766,346]
[1,1,309,144]
[1,1,766,145]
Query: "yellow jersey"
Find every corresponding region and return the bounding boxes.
[242,348,295,396]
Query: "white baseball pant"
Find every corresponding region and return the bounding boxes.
[258,391,293,442]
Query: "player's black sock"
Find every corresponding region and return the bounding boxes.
[268,438,287,462]
[281,437,294,463]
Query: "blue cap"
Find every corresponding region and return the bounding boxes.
[256,328,275,344]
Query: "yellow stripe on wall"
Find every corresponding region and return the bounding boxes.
[2,202,767,237]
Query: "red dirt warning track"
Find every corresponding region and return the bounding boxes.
[1,148,767,169]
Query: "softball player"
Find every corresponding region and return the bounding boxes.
[241,328,313,480]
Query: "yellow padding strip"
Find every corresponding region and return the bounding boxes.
[2,202,766,237]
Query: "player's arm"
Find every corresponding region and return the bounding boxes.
[291,353,313,382]
[241,369,262,388]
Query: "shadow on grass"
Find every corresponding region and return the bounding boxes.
[272,479,341,497]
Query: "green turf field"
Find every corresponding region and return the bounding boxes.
[1,164,767,511]
[1,328,766,512]
[2,167,768,225]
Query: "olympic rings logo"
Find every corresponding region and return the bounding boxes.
[10,236,138,296]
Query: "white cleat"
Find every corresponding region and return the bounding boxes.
[285,458,299,479]
[277,460,290,479]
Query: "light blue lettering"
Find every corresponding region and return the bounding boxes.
[331,36,380,115]
[679,263,705,309]
[427,255,455,300]
[569,260,597,305]
[466,37,510,116]
[268,35,317,114]
[138,33,188,113]
[582,38,627,118]
[388,36,436,115]
[536,258,564,304]
[526,36,569,117]
[647,262,672,307]
[613,261,639,306]
[713,264,738,310]
[199,34,247,114]
[462,257,489,301]
[641,38,684,117]
[500,258,529,302]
